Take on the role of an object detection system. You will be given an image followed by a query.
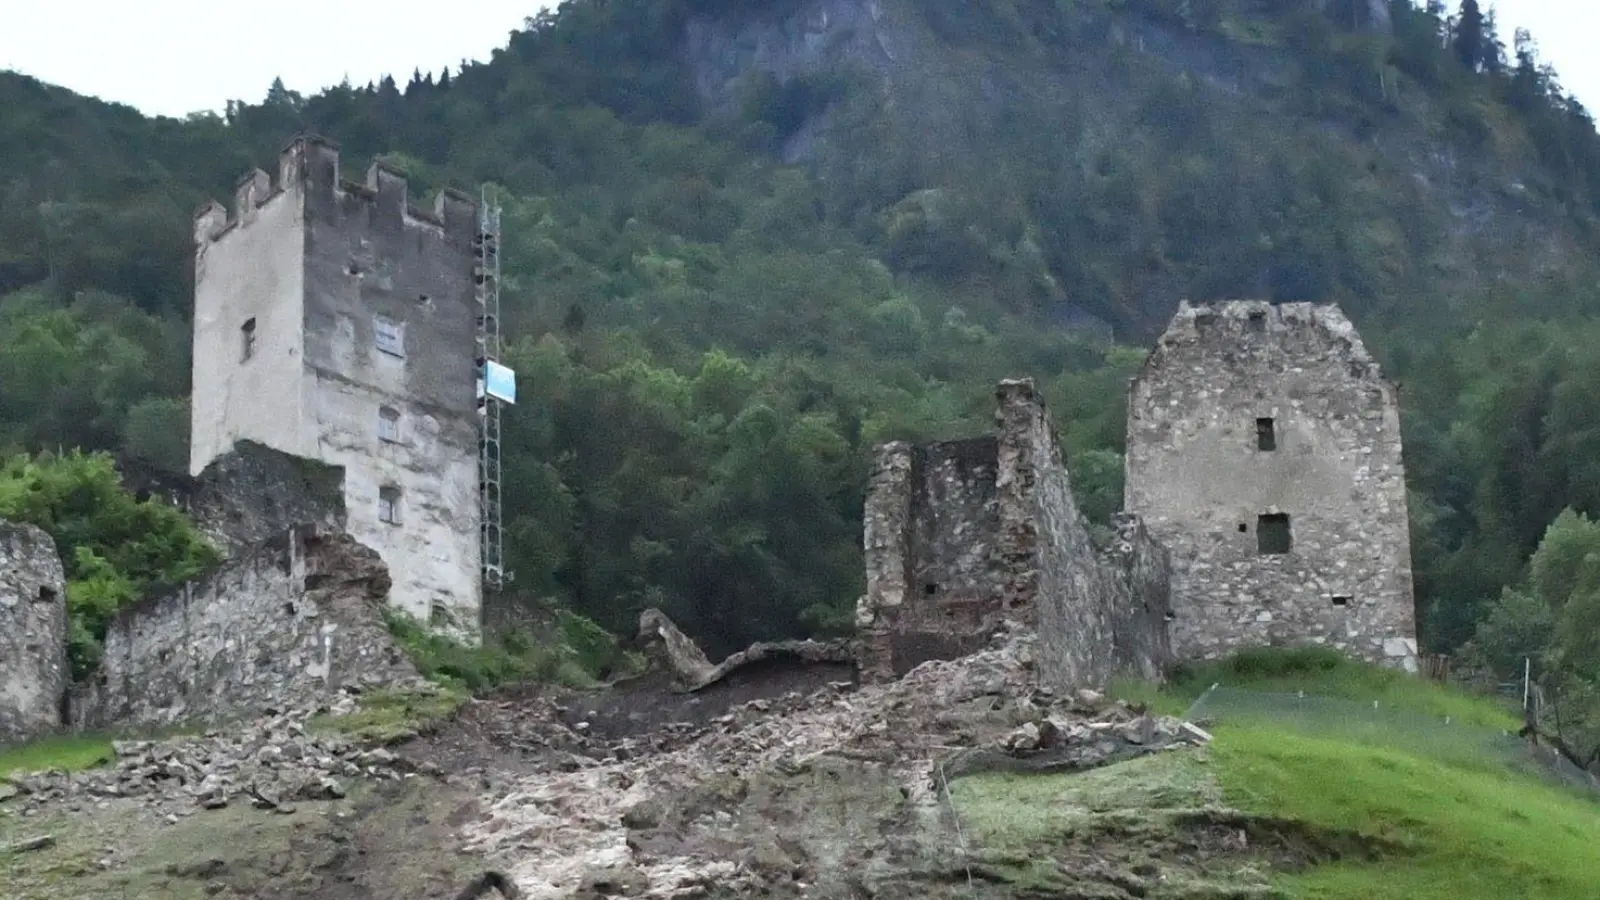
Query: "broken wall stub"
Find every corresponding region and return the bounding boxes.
[995,379,1118,688]
[0,521,68,745]
[1124,300,1418,671]
[856,379,1173,687]
[118,440,347,558]
[857,437,1005,681]
[1100,513,1173,682]
[71,525,415,731]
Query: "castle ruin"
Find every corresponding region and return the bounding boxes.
[1126,300,1418,671]
[190,135,484,637]
[860,300,1419,684]
[856,380,1172,686]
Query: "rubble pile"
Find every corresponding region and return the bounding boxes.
[0,682,448,821]
[464,632,1212,899]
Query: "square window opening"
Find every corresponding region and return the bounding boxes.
[374,316,405,358]
[1256,417,1277,451]
[1257,513,1292,555]
[378,405,401,443]
[240,317,257,361]
[1248,310,1267,332]
[378,485,402,525]
[429,599,453,628]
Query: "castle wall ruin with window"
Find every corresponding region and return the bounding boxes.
[1124,300,1419,671]
[859,300,1419,683]
[856,379,1173,688]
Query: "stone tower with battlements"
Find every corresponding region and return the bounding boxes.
[1124,300,1418,671]
[189,134,482,638]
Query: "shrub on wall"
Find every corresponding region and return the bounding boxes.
[0,450,221,678]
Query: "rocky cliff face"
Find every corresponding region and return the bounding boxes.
[677,0,1587,339]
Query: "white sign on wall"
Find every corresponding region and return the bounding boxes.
[484,360,517,404]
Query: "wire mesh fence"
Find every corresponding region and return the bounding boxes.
[1183,684,1600,798]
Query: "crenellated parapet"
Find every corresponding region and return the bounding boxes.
[193,134,478,247]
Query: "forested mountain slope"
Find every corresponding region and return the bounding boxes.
[5,0,1600,696]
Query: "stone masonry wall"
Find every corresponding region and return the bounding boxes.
[1124,300,1418,671]
[0,521,68,745]
[995,379,1117,688]
[118,440,347,558]
[72,525,415,730]
[856,438,1004,680]
[1101,514,1174,682]
[857,379,1173,687]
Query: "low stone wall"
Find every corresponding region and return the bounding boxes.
[0,521,68,745]
[856,379,1174,688]
[71,525,414,731]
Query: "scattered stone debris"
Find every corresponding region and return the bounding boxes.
[3,612,1217,899]
[0,679,449,819]
[463,629,1215,899]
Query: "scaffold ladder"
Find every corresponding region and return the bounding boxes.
[475,185,506,593]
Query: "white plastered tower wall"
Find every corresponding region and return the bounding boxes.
[189,135,483,641]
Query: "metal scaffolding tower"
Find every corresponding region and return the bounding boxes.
[474,186,506,593]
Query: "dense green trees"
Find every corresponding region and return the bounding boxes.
[4,0,1600,676]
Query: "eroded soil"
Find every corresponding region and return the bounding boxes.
[2,638,1385,900]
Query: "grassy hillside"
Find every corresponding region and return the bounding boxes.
[959,649,1600,899]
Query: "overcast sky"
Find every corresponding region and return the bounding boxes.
[0,1,1594,119]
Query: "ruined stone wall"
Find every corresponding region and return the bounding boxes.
[995,380,1118,688]
[119,440,346,557]
[1124,300,1418,671]
[857,379,1173,686]
[72,525,415,731]
[0,521,68,745]
[1101,514,1173,682]
[856,438,1004,680]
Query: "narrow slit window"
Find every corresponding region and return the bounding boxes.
[1256,417,1277,452]
[374,316,405,358]
[1332,595,1352,608]
[378,485,402,525]
[240,317,257,362]
[1257,513,1292,555]
[378,405,401,443]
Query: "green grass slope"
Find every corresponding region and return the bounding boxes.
[1219,726,1600,899]
[947,649,1600,898]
